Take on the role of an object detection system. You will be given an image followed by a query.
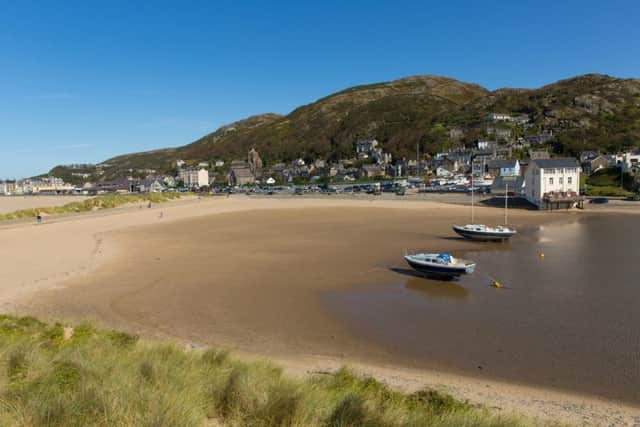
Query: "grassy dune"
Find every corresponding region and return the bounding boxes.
[0,315,539,426]
[0,193,183,221]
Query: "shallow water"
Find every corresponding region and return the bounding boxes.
[327,214,640,403]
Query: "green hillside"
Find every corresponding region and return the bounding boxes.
[49,74,640,181]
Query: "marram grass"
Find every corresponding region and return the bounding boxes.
[0,192,183,221]
[0,315,545,426]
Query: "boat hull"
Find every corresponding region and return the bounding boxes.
[404,257,474,279]
[452,225,516,241]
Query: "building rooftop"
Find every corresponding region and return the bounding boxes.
[534,158,579,169]
[491,176,524,192]
[231,166,254,178]
[487,159,518,169]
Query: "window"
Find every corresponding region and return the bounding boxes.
[549,177,554,185]
[568,177,572,185]
[559,177,563,185]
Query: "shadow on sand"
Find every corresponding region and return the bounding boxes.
[390,268,470,300]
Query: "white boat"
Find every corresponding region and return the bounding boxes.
[452,224,516,241]
[404,252,476,279]
[453,170,516,241]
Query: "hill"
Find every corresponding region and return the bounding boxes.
[49,74,640,181]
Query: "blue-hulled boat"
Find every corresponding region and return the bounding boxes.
[404,252,476,279]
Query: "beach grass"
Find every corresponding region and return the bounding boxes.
[0,315,539,426]
[0,192,183,221]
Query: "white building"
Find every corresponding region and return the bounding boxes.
[487,113,513,122]
[178,168,209,188]
[356,139,379,159]
[620,151,640,173]
[524,158,581,210]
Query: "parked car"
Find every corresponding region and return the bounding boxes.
[589,197,609,204]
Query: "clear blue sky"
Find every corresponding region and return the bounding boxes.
[1,0,639,178]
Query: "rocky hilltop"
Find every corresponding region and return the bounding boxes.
[50,74,640,181]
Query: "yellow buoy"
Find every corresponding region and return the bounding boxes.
[540,252,545,258]
[492,280,502,288]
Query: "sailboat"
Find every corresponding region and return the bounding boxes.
[452,174,517,241]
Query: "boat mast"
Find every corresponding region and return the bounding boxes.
[471,171,474,223]
[504,182,508,226]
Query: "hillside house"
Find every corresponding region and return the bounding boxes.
[487,127,513,141]
[487,113,512,122]
[620,150,640,173]
[524,158,581,210]
[360,164,384,179]
[356,139,379,160]
[525,130,554,145]
[449,128,464,140]
[513,115,530,125]
[579,151,599,164]
[477,140,498,151]
[528,150,550,160]
[582,155,609,174]
[487,159,520,177]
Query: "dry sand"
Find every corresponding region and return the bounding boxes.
[3,195,640,425]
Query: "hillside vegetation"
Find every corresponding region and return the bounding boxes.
[0,315,536,426]
[50,74,640,181]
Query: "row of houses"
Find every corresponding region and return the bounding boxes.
[0,177,74,195]
[580,150,640,175]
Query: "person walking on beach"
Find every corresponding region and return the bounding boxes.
[36,211,42,224]
[148,201,152,209]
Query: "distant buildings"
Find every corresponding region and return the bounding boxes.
[487,113,513,122]
[620,150,640,174]
[1,180,15,195]
[229,161,255,186]
[359,164,384,179]
[581,154,609,174]
[525,130,554,145]
[356,139,379,160]
[178,168,209,188]
[487,159,520,177]
[528,150,550,160]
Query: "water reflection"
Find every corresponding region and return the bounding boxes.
[404,276,470,300]
[328,215,640,404]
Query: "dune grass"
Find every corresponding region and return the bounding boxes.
[0,193,183,221]
[0,315,542,426]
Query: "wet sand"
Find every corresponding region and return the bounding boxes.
[5,196,640,424]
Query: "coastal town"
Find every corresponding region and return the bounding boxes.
[4,1,640,425]
[3,112,639,211]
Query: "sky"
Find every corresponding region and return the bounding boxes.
[1,0,639,178]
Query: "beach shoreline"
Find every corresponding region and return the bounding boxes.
[3,195,640,425]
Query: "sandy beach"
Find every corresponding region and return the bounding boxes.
[3,195,640,425]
